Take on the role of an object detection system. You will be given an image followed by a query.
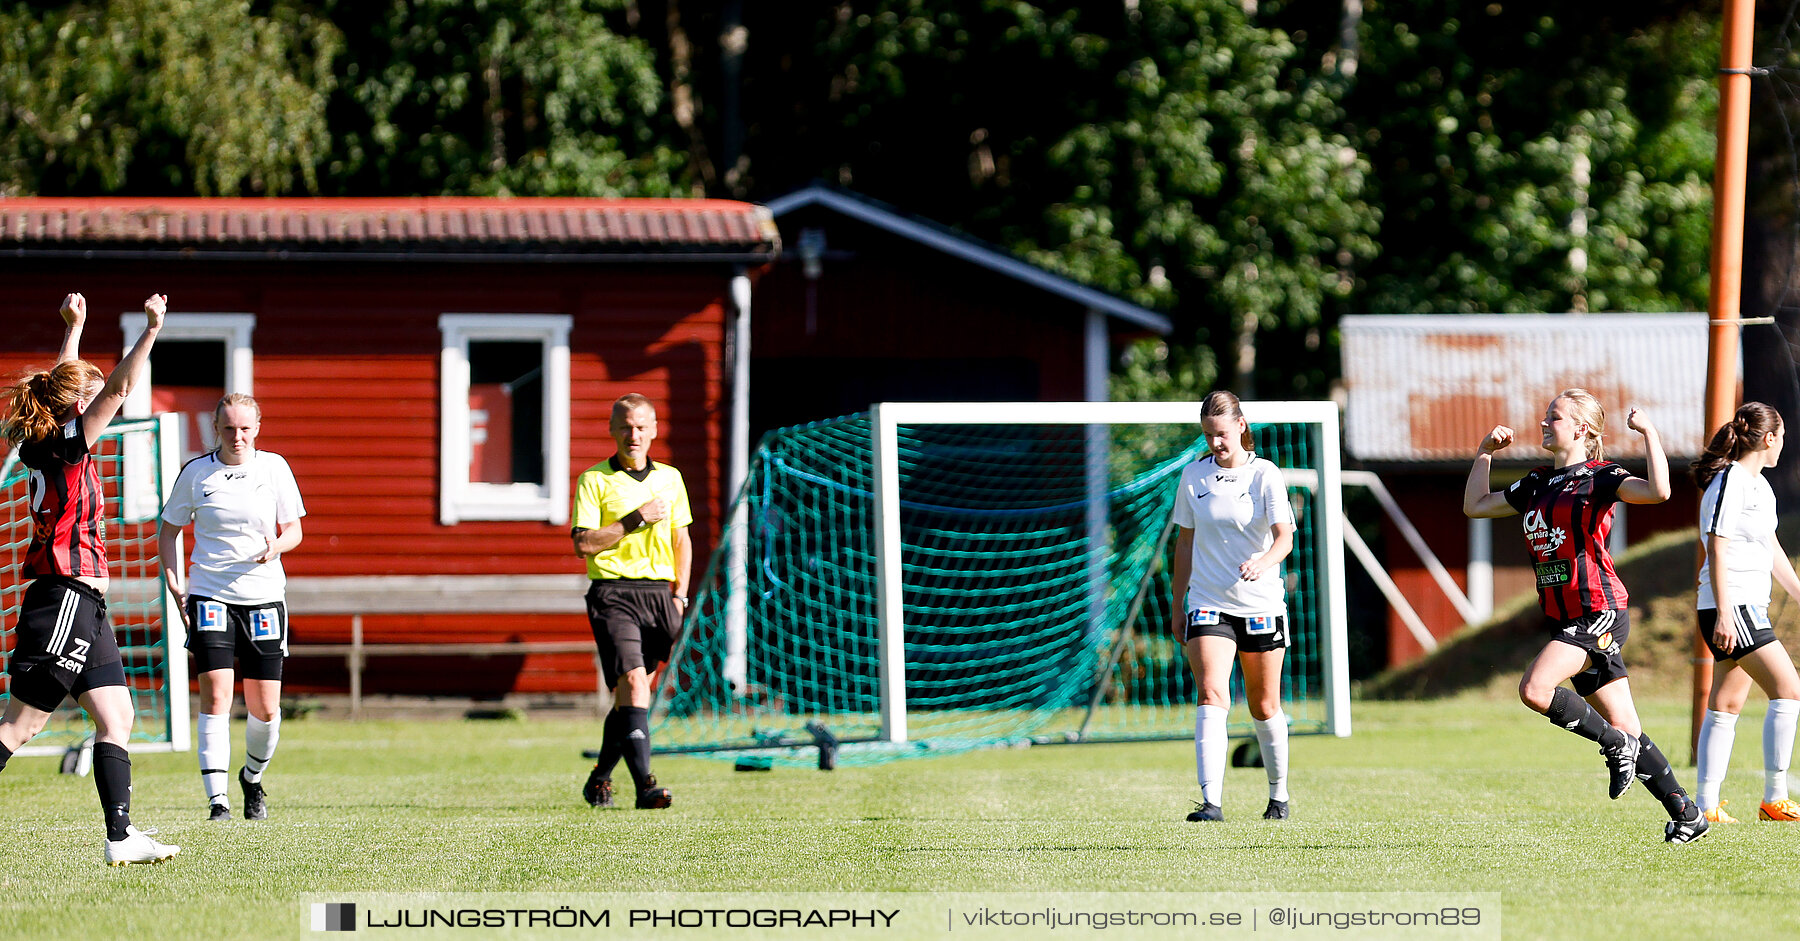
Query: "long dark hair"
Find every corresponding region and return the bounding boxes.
[1691,401,1783,488]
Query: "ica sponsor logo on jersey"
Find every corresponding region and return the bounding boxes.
[1522,509,1568,557]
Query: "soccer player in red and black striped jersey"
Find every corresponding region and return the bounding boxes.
[1465,388,1707,843]
[0,291,180,865]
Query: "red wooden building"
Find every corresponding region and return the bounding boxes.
[0,197,777,697]
[753,185,1171,437]
[3,192,1174,698]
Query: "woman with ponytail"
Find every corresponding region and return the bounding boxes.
[1464,389,1708,843]
[1690,402,1800,825]
[1171,391,1297,822]
[0,291,179,865]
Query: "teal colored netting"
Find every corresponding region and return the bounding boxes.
[2,419,179,750]
[655,415,1331,766]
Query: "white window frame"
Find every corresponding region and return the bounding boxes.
[120,312,257,417]
[438,313,571,526]
[120,313,256,521]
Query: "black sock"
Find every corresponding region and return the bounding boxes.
[0,742,12,773]
[1544,687,1621,746]
[1636,734,1693,818]
[93,742,133,841]
[618,706,653,791]
[594,708,626,780]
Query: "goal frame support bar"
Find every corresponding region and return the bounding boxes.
[870,400,1350,743]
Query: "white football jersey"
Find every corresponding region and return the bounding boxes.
[1171,454,1295,618]
[161,450,306,605]
[1698,462,1777,610]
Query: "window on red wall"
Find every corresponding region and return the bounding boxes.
[437,314,570,526]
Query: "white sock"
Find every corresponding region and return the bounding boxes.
[197,712,231,806]
[1696,709,1739,811]
[244,710,281,783]
[1764,699,1800,802]
[1196,704,1227,806]
[1252,711,1290,803]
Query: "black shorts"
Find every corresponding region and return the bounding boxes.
[5,577,128,712]
[586,579,677,687]
[186,595,287,681]
[1181,608,1288,653]
[1698,605,1779,662]
[1547,608,1630,697]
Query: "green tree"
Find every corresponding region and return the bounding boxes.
[730,1,1376,397]
[317,0,687,196]
[1345,1,1717,314]
[0,0,339,196]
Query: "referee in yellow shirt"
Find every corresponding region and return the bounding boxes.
[574,393,692,810]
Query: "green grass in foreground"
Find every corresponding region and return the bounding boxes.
[1,696,1797,940]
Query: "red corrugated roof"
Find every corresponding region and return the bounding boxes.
[0,197,779,258]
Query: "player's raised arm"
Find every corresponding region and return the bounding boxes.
[1616,408,1671,504]
[1463,424,1518,518]
[57,293,86,364]
[81,293,165,449]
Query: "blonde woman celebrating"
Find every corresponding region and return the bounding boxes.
[1464,388,1706,843]
[1690,402,1800,824]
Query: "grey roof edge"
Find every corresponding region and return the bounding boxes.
[1342,312,1707,331]
[765,185,1172,335]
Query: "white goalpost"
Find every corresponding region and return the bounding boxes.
[657,398,1348,765]
[870,400,1350,743]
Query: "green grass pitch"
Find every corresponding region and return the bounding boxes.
[2,696,1797,940]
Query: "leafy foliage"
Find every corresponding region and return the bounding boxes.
[0,0,339,196]
[317,0,687,196]
[0,0,1730,394]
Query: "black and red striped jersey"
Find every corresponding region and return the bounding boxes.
[19,418,107,578]
[1503,459,1632,619]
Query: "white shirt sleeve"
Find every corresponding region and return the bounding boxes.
[1171,464,1196,529]
[271,454,306,524]
[159,460,199,526]
[1258,459,1295,528]
[1705,468,1745,538]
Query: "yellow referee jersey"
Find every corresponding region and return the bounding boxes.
[572,458,693,581]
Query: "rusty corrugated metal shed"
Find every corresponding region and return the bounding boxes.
[0,197,779,260]
[1341,313,1711,463]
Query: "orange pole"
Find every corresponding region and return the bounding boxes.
[1697,0,1757,761]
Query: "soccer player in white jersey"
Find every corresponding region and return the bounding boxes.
[158,393,305,821]
[1170,391,1297,822]
[1691,401,1800,824]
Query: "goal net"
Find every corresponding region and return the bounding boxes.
[655,401,1347,766]
[1,415,189,756]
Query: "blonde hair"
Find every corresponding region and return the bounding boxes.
[3,361,104,445]
[611,393,655,425]
[1555,388,1606,461]
[1200,390,1255,451]
[214,392,262,421]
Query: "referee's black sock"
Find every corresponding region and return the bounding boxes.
[593,708,626,780]
[1636,734,1693,818]
[618,706,653,792]
[93,742,133,841]
[1544,687,1620,746]
[0,742,12,773]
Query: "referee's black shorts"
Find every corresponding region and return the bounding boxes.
[586,578,677,687]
